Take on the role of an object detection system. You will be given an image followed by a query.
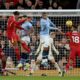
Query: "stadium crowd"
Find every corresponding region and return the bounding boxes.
[0,0,78,9]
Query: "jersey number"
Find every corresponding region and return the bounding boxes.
[72,36,79,43]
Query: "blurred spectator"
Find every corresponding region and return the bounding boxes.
[76,0,80,9]
[4,2,10,9]
[24,0,32,9]
[15,0,25,9]
[0,16,7,30]
[52,1,58,9]
[9,1,15,9]
[6,0,19,5]
[58,56,67,70]
[35,0,45,9]
[55,37,69,61]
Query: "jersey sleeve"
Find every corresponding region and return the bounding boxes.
[10,16,26,26]
[48,18,56,27]
[28,23,33,28]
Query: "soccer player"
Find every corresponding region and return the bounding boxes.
[6,11,30,61]
[35,12,62,76]
[17,16,34,70]
[58,25,80,72]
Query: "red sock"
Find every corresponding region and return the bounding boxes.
[66,63,70,71]
[14,48,20,60]
[21,42,30,53]
[2,61,6,69]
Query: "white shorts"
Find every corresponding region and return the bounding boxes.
[37,50,54,61]
[40,35,50,47]
[21,36,30,45]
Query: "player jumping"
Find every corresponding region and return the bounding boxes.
[6,11,30,61]
[59,24,80,74]
[17,16,34,70]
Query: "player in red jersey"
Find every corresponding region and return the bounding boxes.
[6,11,30,61]
[59,25,80,72]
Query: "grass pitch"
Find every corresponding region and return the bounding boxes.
[0,68,80,80]
[0,76,80,80]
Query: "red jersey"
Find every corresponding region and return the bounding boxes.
[7,15,26,36]
[66,31,80,47]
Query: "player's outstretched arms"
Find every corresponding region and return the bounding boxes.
[57,28,65,35]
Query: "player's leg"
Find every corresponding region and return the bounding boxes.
[17,36,30,69]
[8,33,21,61]
[21,36,31,70]
[36,44,44,70]
[41,47,49,69]
[20,36,30,53]
[66,49,76,71]
[48,46,62,76]
[11,34,21,61]
[77,47,80,63]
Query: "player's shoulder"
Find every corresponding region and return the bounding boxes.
[66,31,71,35]
[65,31,72,36]
[8,15,14,20]
[40,18,46,24]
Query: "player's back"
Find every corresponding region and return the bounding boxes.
[7,16,16,34]
[21,21,32,36]
[66,31,80,47]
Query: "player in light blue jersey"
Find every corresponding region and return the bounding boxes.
[21,16,34,45]
[40,12,58,47]
[36,12,63,76]
[17,16,34,72]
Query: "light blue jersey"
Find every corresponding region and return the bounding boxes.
[40,18,57,35]
[21,21,33,36]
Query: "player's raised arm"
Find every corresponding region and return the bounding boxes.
[47,17,59,30]
[8,11,27,29]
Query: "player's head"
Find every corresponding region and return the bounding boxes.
[71,25,78,31]
[13,11,20,19]
[50,32,55,39]
[42,12,47,19]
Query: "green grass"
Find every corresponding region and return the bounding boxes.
[0,76,80,80]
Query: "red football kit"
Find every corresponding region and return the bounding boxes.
[66,31,80,69]
[6,15,30,60]
[6,15,26,43]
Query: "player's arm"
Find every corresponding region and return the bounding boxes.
[10,16,27,28]
[49,18,56,27]
[28,23,34,35]
[16,25,25,30]
[22,22,34,35]
[48,18,59,30]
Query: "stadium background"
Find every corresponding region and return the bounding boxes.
[0,11,80,77]
[0,0,78,9]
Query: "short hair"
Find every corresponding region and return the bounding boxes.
[73,25,78,29]
[23,15,27,18]
[13,11,20,15]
